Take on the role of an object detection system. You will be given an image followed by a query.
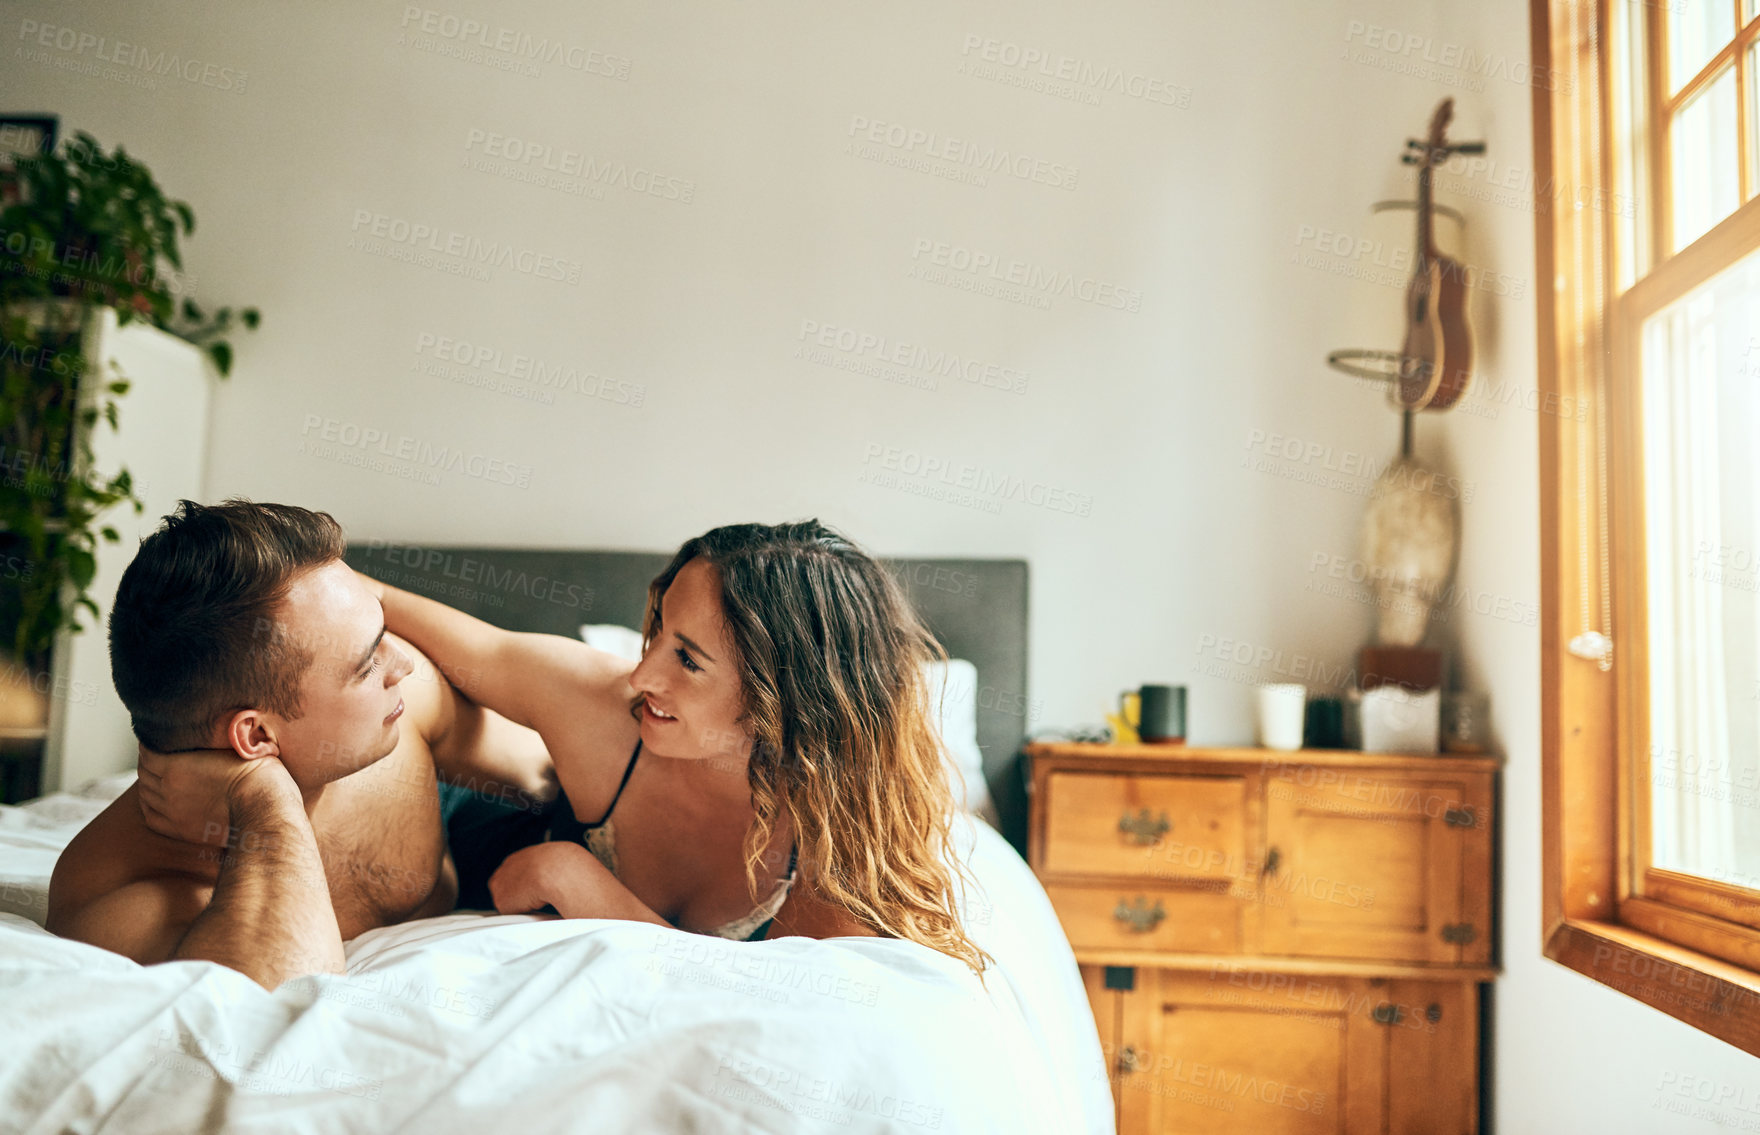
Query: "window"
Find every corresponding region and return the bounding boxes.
[1641,249,1760,905]
[1667,66,1739,250]
[1538,0,1760,1053]
[1658,0,1757,252]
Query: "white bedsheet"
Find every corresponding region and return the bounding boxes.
[0,777,1114,1134]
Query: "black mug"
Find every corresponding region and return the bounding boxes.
[1305,697,1345,750]
[1137,684,1187,743]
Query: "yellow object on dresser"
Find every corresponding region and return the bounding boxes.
[1026,742,1499,1135]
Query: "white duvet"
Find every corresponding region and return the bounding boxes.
[0,777,1113,1134]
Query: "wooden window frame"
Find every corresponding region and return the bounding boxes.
[1536,0,1760,1055]
[1646,0,1760,253]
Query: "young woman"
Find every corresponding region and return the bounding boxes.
[364,521,990,974]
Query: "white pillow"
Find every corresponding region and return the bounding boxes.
[580,623,645,661]
[576,625,993,818]
[921,659,997,821]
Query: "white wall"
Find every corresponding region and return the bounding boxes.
[45,312,213,791]
[6,0,1756,1126]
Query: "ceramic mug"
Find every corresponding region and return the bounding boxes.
[1135,684,1186,743]
[1256,683,1307,751]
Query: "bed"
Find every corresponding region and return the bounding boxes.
[0,546,1112,1134]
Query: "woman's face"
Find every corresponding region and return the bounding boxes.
[628,557,752,765]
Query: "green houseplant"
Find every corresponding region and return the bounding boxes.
[0,130,258,671]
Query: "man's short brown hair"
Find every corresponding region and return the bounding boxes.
[109,499,347,752]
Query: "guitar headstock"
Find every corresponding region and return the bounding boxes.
[1402,97,1456,167]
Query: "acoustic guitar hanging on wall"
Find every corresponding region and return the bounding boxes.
[1396,97,1482,412]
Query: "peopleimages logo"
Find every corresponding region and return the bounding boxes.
[463,129,695,203]
[846,115,1078,190]
[958,34,1192,107]
[348,210,583,284]
[861,443,1093,516]
[362,541,595,612]
[413,332,647,406]
[1343,20,1573,93]
[908,238,1143,311]
[1242,428,1476,503]
[1293,225,1527,300]
[795,319,1029,394]
[1,227,198,298]
[16,19,248,92]
[298,415,533,488]
[398,6,630,78]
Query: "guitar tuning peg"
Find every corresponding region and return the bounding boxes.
[1401,154,1421,165]
[1451,142,1487,155]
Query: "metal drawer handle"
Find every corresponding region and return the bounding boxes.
[1118,808,1171,845]
[1114,895,1167,933]
[1117,1045,1141,1073]
[1440,922,1477,945]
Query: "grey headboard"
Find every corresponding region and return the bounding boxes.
[345,542,1031,849]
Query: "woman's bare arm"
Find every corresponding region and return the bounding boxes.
[488,842,671,928]
[359,569,633,737]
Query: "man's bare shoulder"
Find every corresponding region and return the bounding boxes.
[386,632,450,737]
[46,783,216,935]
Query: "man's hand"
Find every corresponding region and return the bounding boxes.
[488,841,601,916]
[136,745,300,847]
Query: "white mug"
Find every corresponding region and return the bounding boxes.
[1256,683,1307,751]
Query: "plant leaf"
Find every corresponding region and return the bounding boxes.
[68,547,96,590]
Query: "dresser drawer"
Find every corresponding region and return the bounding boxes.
[1046,883,1241,953]
[1042,771,1248,881]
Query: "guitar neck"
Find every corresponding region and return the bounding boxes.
[1417,160,1435,264]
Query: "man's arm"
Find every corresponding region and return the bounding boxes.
[170,773,347,988]
[54,759,346,990]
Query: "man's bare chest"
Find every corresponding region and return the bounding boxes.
[313,745,454,936]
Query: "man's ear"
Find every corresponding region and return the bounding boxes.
[223,709,282,760]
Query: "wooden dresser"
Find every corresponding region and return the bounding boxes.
[1026,743,1499,1135]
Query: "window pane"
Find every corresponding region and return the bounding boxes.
[1752,46,1759,197]
[1671,66,1740,251]
[1668,0,1735,93]
[1643,245,1760,893]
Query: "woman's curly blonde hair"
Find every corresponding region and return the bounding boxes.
[641,520,992,977]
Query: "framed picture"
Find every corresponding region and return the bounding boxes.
[0,115,58,204]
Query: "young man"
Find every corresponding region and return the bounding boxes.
[46,500,554,989]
